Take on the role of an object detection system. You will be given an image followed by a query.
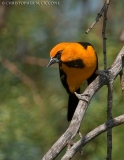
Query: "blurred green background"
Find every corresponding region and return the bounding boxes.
[0,0,124,159]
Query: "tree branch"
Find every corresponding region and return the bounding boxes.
[85,4,105,34]
[101,1,112,158]
[61,114,124,159]
[42,47,124,160]
[107,77,113,160]
[85,0,110,34]
[102,0,111,70]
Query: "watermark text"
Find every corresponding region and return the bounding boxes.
[1,1,60,6]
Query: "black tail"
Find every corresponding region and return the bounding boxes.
[67,88,80,121]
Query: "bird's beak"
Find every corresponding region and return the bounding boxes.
[47,58,60,67]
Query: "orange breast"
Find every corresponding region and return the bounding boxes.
[61,45,97,93]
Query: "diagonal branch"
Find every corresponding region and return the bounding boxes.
[42,47,124,160]
[85,0,111,34]
[85,4,106,34]
[61,114,124,159]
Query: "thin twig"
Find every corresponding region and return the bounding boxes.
[101,1,112,159]
[86,0,111,69]
[85,2,107,34]
[102,7,107,70]
[107,77,113,160]
[102,0,111,70]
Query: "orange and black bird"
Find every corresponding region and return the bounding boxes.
[47,42,98,121]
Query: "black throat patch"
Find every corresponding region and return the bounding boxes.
[63,59,85,69]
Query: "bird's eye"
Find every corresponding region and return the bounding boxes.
[55,50,62,59]
[57,50,61,55]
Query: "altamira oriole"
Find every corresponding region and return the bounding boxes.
[47,42,98,121]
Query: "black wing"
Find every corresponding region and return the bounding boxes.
[59,65,80,121]
[59,65,70,94]
[87,52,98,85]
[78,42,98,85]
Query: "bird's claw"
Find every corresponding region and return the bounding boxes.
[78,131,82,138]
[95,70,109,80]
[74,92,90,103]
[67,140,74,151]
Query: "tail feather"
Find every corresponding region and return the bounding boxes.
[67,88,80,121]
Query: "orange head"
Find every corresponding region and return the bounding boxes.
[47,42,85,67]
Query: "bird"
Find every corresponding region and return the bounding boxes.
[47,42,98,121]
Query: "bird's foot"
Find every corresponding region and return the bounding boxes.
[67,132,84,155]
[67,140,74,151]
[78,131,82,139]
[78,131,84,155]
[95,70,109,80]
[74,92,90,103]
